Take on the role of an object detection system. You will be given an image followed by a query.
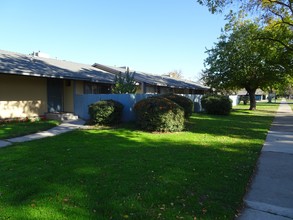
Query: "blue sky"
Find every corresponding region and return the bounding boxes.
[0,0,227,80]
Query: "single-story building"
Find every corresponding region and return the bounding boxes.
[0,50,115,119]
[93,63,209,95]
[0,49,208,120]
[237,89,267,102]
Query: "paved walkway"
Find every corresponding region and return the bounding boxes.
[0,119,85,148]
[237,100,293,220]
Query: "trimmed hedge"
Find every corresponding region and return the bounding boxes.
[201,95,232,115]
[88,100,124,125]
[134,96,185,132]
[159,94,193,118]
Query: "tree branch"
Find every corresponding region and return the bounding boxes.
[267,0,293,15]
[257,36,293,51]
[267,7,293,27]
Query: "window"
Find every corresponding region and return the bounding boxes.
[84,82,111,94]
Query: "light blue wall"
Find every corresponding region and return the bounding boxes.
[74,94,203,122]
[74,94,153,121]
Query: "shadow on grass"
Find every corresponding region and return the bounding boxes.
[0,127,262,220]
[0,120,60,139]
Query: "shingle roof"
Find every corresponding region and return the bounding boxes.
[237,88,267,96]
[93,63,209,90]
[0,50,115,84]
[0,49,209,91]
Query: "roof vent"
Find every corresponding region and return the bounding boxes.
[31,51,50,58]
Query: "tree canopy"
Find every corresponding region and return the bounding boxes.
[197,0,292,21]
[197,0,293,51]
[203,20,292,110]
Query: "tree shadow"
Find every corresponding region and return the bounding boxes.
[0,100,44,118]
[0,128,260,219]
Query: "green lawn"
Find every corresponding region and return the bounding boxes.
[287,100,293,111]
[0,120,60,140]
[0,103,279,219]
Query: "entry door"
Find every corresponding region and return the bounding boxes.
[47,79,63,112]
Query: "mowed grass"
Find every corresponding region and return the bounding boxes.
[287,100,293,111]
[0,120,60,139]
[0,103,279,220]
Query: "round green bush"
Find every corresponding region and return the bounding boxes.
[88,99,124,125]
[134,97,185,132]
[159,93,193,118]
[201,95,232,115]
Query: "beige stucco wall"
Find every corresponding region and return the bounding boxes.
[63,80,74,112]
[0,74,47,118]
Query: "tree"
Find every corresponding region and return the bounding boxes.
[166,70,183,79]
[275,76,293,98]
[197,0,292,20]
[203,21,291,110]
[197,0,293,51]
[112,68,137,94]
[245,0,293,28]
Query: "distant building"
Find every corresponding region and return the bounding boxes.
[237,89,268,101]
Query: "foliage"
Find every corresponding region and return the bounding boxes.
[201,94,232,115]
[196,0,293,51]
[259,16,293,53]
[159,93,194,118]
[0,119,59,139]
[134,96,185,132]
[0,102,278,219]
[112,68,137,94]
[203,20,292,110]
[197,0,292,27]
[275,76,293,98]
[88,100,124,125]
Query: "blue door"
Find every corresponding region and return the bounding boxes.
[47,79,63,112]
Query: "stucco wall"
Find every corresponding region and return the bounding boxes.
[63,80,74,112]
[0,74,47,118]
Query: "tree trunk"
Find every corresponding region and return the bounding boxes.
[268,87,273,103]
[247,89,257,110]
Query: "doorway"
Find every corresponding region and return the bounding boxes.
[47,79,63,112]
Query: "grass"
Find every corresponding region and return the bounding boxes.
[0,120,60,139]
[286,99,293,111]
[0,102,279,220]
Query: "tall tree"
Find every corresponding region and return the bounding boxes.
[203,20,291,110]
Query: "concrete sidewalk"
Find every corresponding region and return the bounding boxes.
[237,100,293,220]
[0,119,85,148]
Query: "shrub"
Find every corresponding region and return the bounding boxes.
[201,95,232,115]
[159,93,193,118]
[88,100,124,125]
[134,97,185,132]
